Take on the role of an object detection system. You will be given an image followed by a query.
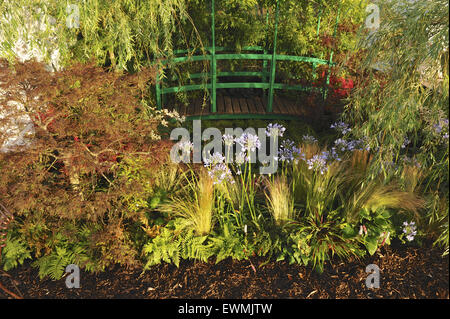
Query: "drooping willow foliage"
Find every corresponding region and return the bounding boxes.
[0,0,189,70]
[344,0,448,172]
[343,0,449,253]
[0,0,367,72]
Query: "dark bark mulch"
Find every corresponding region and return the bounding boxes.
[0,241,448,299]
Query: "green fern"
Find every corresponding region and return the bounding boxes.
[143,227,181,268]
[143,219,215,269]
[33,245,88,280]
[209,231,246,263]
[180,230,213,262]
[1,233,32,271]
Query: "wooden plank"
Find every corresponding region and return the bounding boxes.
[254,96,266,114]
[238,97,250,113]
[271,96,282,114]
[224,96,233,114]
[272,96,283,113]
[217,95,225,114]
[231,96,242,113]
[290,100,302,116]
[246,97,258,113]
[288,99,301,115]
[175,104,185,117]
[199,99,210,115]
[278,97,296,115]
[192,98,201,115]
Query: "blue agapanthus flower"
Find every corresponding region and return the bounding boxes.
[222,134,235,147]
[236,133,261,153]
[330,121,352,135]
[306,152,329,175]
[266,123,286,138]
[208,163,234,185]
[278,139,305,163]
[302,134,318,144]
[402,221,417,242]
[203,152,225,167]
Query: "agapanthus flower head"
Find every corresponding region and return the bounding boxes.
[433,118,449,144]
[203,152,225,167]
[222,134,235,147]
[278,139,305,162]
[433,123,442,134]
[402,221,417,242]
[377,160,398,174]
[235,151,247,165]
[330,121,352,135]
[208,163,234,185]
[329,147,341,161]
[302,134,318,144]
[178,140,193,153]
[236,133,261,153]
[402,156,421,168]
[401,137,410,149]
[306,153,328,175]
[266,123,286,138]
[334,138,348,152]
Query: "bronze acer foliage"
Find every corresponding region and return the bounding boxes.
[0,60,179,271]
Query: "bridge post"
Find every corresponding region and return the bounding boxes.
[312,8,323,80]
[211,0,217,113]
[262,10,269,98]
[156,65,162,110]
[324,4,341,100]
[268,0,279,113]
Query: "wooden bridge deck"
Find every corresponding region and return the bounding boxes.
[171,94,320,120]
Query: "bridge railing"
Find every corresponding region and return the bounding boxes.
[155,0,341,119]
[156,46,333,113]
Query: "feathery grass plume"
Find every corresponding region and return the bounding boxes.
[340,151,425,223]
[265,176,294,226]
[300,214,363,273]
[160,169,215,236]
[349,149,373,176]
[299,141,322,161]
[344,179,425,224]
[399,163,424,194]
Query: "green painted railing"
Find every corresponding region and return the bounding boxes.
[155,0,341,120]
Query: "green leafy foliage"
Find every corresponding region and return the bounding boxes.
[209,227,247,263]
[342,0,449,255]
[353,208,394,255]
[143,226,181,268]
[0,0,190,70]
[1,233,31,271]
[33,246,87,280]
[143,220,213,269]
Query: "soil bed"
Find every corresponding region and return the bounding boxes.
[0,241,448,299]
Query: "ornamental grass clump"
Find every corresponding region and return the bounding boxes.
[342,150,425,225]
[265,177,294,226]
[160,170,215,236]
